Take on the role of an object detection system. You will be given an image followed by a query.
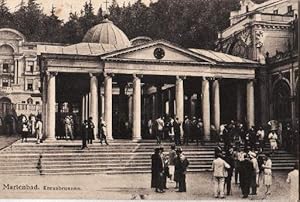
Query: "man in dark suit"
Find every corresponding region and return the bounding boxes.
[151,148,164,193]
[183,116,191,145]
[174,117,181,145]
[239,154,253,198]
[174,148,189,192]
[81,120,88,149]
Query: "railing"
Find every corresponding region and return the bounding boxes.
[0,103,42,116]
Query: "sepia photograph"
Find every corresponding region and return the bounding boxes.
[0,0,299,201]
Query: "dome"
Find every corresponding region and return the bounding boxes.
[82,18,131,49]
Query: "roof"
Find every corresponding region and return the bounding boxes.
[38,39,259,68]
[189,48,258,64]
[37,43,120,56]
[82,18,131,50]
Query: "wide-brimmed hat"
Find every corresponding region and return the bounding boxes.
[249,151,256,158]
[176,147,183,153]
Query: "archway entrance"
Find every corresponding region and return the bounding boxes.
[272,80,291,123]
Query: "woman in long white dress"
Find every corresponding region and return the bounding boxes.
[268,130,278,153]
[262,153,272,195]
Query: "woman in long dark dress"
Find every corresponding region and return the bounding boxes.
[151,148,164,193]
[87,117,95,144]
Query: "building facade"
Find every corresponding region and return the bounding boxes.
[0,28,44,134]
[216,0,299,127]
[1,0,297,140]
[38,18,259,141]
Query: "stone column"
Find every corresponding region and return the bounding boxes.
[118,82,127,132]
[46,72,57,141]
[168,88,174,117]
[101,95,104,118]
[128,95,133,127]
[42,76,47,139]
[82,96,86,121]
[212,79,220,133]
[14,59,18,84]
[236,83,243,122]
[132,74,142,140]
[202,77,210,141]
[85,94,89,120]
[104,73,113,140]
[156,85,163,116]
[152,94,156,119]
[175,76,184,124]
[247,80,255,128]
[90,73,99,140]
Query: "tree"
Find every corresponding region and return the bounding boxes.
[41,6,63,42]
[61,12,82,44]
[0,0,13,27]
[13,0,46,41]
[78,1,99,35]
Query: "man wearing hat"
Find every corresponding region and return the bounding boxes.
[159,147,169,190]
[174,148,189,192]
[99,118,109,145]
[239,154,253,198]
[183,116,191,145]
[212,152,231,198]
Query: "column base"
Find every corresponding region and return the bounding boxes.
[43,138,57,142]
[132,138,142,143]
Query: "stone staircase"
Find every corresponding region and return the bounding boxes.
[0,139,297,175]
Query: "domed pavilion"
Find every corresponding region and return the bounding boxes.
[82,18,131,49]
[38,17,260,141]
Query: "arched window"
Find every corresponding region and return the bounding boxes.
[27,98,33,104]
[0,97,12,104]
[272,80,291,121]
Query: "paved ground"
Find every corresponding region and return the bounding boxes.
[0,172,294,200]
[0,134,19,150]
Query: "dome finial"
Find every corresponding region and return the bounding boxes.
[103,10,110,19]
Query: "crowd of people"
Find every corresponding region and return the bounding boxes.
[212,143,275,199]
[19,113,110,148]
[148,115,205,146]
[20,114,43,144]
[151,146,189,193]
[219,120,299,155]
[81,117,109,149]
[212,142,298,200]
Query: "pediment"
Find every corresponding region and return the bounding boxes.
[101,40,215,64]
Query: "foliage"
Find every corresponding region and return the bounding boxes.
[0,0,240,49]
[0,0,13,27]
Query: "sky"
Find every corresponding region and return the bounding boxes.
[6,0,154,22]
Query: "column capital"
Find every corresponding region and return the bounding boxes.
[89,73,100,78]
[247,79,256,84]
[103,72,114,78]
[202,76,214,81]
[212,77,222,81]
[176,75,186,80]
[133,74,143,79]
[46,71,58,77]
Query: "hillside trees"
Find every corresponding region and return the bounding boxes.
[0,0,240,49]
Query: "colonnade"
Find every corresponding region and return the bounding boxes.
[44,72,255,141]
